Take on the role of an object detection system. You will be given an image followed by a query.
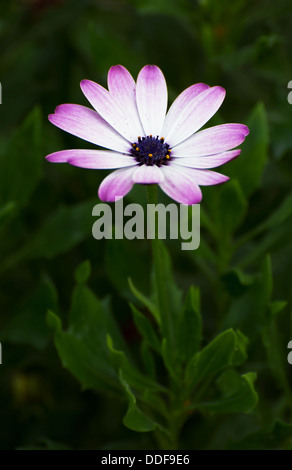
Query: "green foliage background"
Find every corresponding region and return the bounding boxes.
[0,0,292,450]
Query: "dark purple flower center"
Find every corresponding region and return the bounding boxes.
[130,135,172,166]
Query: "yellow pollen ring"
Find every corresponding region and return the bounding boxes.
[136,147,140,151]
[148,153,153,157]
[166,154,170,159]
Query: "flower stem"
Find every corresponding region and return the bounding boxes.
[146,185,174,347]
[146,185,185,450]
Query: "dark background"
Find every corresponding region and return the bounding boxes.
[0,0,292,450]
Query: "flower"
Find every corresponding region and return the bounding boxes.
[46,65,249,205]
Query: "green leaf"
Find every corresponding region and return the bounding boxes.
[71,283,128,354]
[151,241,183,323]
[130,303,161,353]
[161,338,177,380]
[150,241,183,374]
[231,330,249,366]
[69,283,126,353]
[177,286,202,364]
[196,370,258,414]
[185,329,241,389]
[52,330,119,394]
[128,278,160,324]
[47,269,131,395]
[119,370,157,433]
[140,341,157,379]
[107,335,165,394]
[227,102,269,197]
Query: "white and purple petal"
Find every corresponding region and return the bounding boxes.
[172,149,241,169]
[161,83,209,141]
[133,164,165,184]
[49,104,130,153]
[162,86,226,147]
[174,123,249,156]
[46,149,137,169]
[136,65,168,137]
[159,165,202,205]
[171,163,229,185]
[98,166,137,202]
[107,65,144,137]
[80,79,138,142]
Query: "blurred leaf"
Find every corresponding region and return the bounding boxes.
[18,438,71,450]
[27,200,96,260]
[228,420,292,450]
[127,0,187,19]
[0,201,17,228]
[269,300,288,317]
[217,179,248,236]
[0,276,57,350]
[238,220,292,269]
[223,255,273,338]
[236,193,292,254]
[74,259,91,284]
[228,103,269,198]
[105,237,150,299]
[0,107,43,208]
[1,199,96,272]
[46,309,62,334]
[255,193,292,231]
[262,300,289,395]
[221,267,258,297]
